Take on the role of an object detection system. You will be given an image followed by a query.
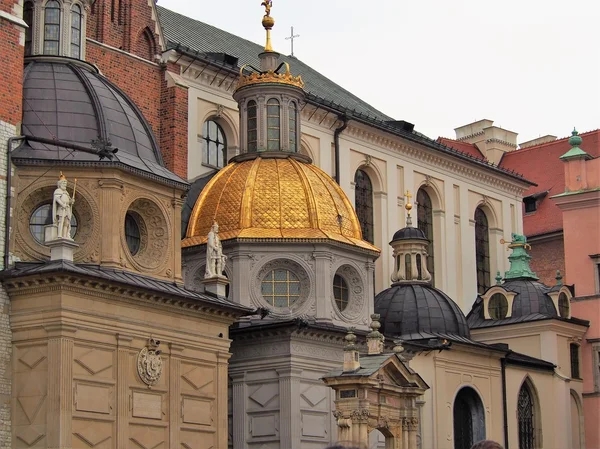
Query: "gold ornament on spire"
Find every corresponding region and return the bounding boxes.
[261,1,275,52]
[58,171,67,181]
[405,190,413,227]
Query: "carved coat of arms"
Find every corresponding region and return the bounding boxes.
[137,338,163,387]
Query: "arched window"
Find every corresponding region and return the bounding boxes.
[354,169,374,243]
[404,254,411,280]
[475,207,490,294]
[44,0,61,55]
[518,383,535,449]
[24,1,33,56]
[453,387,485,449]
[417,188,435,284]
[266,98,280,151]
[558,292,570,318]
[247,100,257,152]
[489,293,508,319]
[333,274,349,312]
[201,120,226,168]
[288,101,297,152]
[70,4,82,58]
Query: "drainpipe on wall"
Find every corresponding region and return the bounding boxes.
[501,357,509,449]
[4,136,25,269]
[333,115,348,184]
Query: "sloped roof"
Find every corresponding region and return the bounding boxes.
[437,137,486,161]
[500,129,600,237]
[157,6,391,121]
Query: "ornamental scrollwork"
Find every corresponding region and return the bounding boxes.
[350,408,370,421]
[137,338,163,387]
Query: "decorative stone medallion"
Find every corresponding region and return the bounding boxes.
[332,264,365,323]
[137,338,163,387]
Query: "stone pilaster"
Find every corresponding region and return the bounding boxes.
[217,353,231,449]
[169,343,183,449]
[230,372,247,449]
[116,334,132,449]
[98,179,124,267]
[277,367,302,448]
[312,252,332,321]
[45,324,76,449]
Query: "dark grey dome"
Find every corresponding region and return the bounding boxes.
[374,284,470,339]
[391,226,428,242]
[503,279,557,317]
[14,57,185,186]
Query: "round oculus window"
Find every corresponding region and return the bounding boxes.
[261,269,300,308]
[558,292,570,318]
[29,203,77,244]
[488,293,509,319]
[333,274,349,312]
[124,212,141,256]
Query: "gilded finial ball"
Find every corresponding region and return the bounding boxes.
[405,202,412,212]
[262,15,275,29]
[569,128,582,147]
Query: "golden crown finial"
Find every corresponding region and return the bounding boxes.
[58,171,67,181]
[261,1,274,52]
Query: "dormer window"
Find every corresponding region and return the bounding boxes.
[524,197,537,213]
[558,292,570,318]
[71,4,82,58]
[44,1,61,55]
[488,293,508,319]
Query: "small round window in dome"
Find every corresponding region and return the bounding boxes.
[333,274,349,312]
[124,212,141,256]
[489,293,508,319]
[30,203,77,243]
[261,269,300,308]
[558,292,570,318]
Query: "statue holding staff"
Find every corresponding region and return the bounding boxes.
[205,222,227,278]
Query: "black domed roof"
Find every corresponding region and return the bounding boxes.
[374,284,470,339]
[391,226,428,242]
[503,279,557,317]
[14,57,185,186]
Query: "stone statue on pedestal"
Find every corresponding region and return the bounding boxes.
[205,222,227,278]
[52,172,75,240]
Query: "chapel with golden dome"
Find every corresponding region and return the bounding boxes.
[183,1,380,327]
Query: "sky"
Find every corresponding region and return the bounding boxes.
[159,0,599,144]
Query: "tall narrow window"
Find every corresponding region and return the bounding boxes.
[24,2,33,56]
[417,188,435,284]
[266,99,280,151]
[247,100,257,152]
[405,254,411,280]
[570,344,580,379]
[71,4,82,58]
[354,169,374,243]
[518,383,535,449]
[44,1,61,55]
[201,120,226,168]
[475,207,490,294]
[288,101,297,152]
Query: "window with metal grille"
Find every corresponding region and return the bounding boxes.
[354,169,374,243]
[570,344,580,379]
[261,269,300,308]
[24,2,33,56]
[289,101,297,152]
[417,188,434,284]
[266,99,280,151]
[518,384,535,449]
[333,274,349,312]
[475,207,490,294]
[489,293,508,319]
[201,120,226,168]
[29,203,77,243]
[44,1,61,55]
[247,100,257,152]
[558,292,570,318]
[70,4,82,58]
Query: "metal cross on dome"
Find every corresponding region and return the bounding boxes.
[285,26,300,56]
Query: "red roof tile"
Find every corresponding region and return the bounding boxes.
[437,137,486,161]
[500,130,600,237]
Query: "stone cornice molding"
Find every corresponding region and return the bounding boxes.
[471,317,588,339]
[3,273,247,322]
[486,138,517,148]
[457,131,485,141]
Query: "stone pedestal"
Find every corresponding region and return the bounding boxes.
[201,276,229,297]
[46,238,79,262]
[44,223,58,242]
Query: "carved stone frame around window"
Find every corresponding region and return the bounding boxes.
[480,286,516,320]
[331,264,365,324]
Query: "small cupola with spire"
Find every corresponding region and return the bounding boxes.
[390,191,432,284]
[232,0,305,154]
[23,0,93,59]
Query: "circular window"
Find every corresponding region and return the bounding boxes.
[124,212,141,256]
[333,274,349,312]
[489,293,508,319]
[261,269,300,308]
[558,292,570,318]
[29,203,77,244]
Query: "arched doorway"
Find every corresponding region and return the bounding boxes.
[453,387,486,449]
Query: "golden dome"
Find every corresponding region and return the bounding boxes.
[183,155,379,253]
